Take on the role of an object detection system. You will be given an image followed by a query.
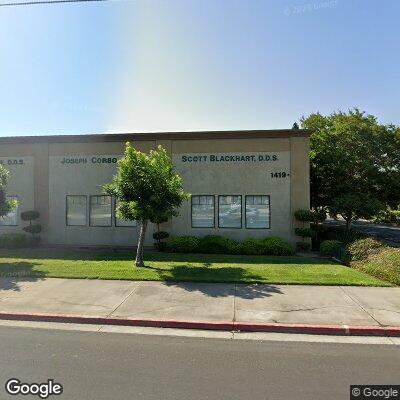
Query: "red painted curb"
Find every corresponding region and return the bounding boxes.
[234,322,400,337]
[0,312,233,331]
[0,312,399,337]
[234,322,346,336]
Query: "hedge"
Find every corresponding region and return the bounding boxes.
[351,247,400,286]
[170,235,294,256]
[319,240,342,256]
[169,236,200,253]
[0,233,28,248]
[346,238,384,262]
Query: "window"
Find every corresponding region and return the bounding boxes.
[66,195,87,226]
[0,196,18,226]
[90,195,112,227]
[191,195,214,228]
[115,199,137,227]
[218,195,242,228]
[245,195,270,229]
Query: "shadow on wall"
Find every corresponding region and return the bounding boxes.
[144,264,284,299]
[0,262,45,292]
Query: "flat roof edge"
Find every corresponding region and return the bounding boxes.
[0,129,311,145]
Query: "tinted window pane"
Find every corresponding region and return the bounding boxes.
[0,196,18,226]
[219,196,241,228]
[90,195,111,226]
[66,196,87,226]
[192,195,214,227]
[246,195,270,228]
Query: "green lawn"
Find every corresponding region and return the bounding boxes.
[0,248,392,286]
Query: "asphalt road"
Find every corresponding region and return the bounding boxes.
[0,326,399,400]
[325,220,400,245]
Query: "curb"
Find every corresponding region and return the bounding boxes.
[0,312,399,337]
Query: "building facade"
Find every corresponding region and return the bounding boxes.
[0,130,310,247]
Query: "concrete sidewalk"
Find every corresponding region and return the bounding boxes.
[0,277,400,335]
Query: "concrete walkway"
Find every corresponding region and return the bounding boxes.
[1,278,400,332]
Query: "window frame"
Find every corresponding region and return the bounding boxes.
[245,195,271,229]
[114,198,137,228]
[66,195,87,227]
[89,195,112,227]
[191,195,215,228]
[0,195,19,226]
[218,195,242,229]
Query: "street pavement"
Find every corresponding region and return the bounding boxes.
[0,325,399,400]
[1,277,400,327]
[325,220,400,245]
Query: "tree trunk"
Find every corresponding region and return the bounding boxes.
[345,218,352,232]
[135,219,147,268]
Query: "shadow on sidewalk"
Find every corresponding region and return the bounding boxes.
[145,264,283,299]
[0,262,45,292]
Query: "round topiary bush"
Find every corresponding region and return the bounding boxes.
[170,236,200,253]
[319,240,342,256]
[153,231,169,241]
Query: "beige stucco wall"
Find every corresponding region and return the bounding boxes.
[47,141,155,246]
[0,134,310,246]
[0,156,35,233]
[171,138,296,242]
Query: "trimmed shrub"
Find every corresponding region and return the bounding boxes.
[153,231,169,241]
[236,238,265,255]
[198,235,238,254]
[294,227,315,238]
[20,210,40,221]
[169,235,294,256]
[170,236,200,253]
[320,240,342,256]
[296,241,311,252]
[234,237,294,256]
[0,233,28,248]
[294,209,314,222]
[23,223,42,235]
[351,247,400,286]
[346,238,384,262]
[294,209,326,223]
[262,236,295,256]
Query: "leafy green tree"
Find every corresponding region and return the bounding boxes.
[104,143,189,267]
[301,109,400,230]
[0,165,17,218]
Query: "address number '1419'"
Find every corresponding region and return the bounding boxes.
[270,172,290,178]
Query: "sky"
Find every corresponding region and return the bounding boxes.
[0,0,399,136]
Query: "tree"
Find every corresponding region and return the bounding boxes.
[292,122,299,130]
[0,165,17,218]
[104,143,189,267]
[301,109,400,230]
